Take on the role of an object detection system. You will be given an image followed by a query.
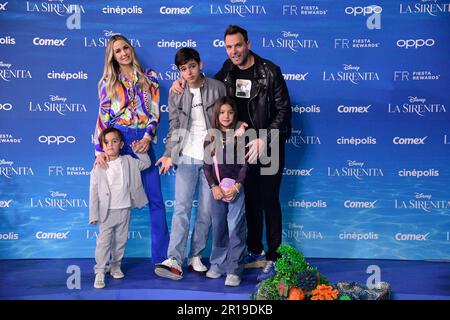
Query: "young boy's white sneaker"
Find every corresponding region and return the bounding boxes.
[225,274,241,286]
[188,256,207,273]
[154,258,183,280]
[110,268,124,279]
[206,269,222,279]
[94,273,105,289]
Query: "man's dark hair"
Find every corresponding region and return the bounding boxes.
[174,47,201,68]
[224,25,248,42]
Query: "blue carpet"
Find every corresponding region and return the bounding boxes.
[0,258,449,300]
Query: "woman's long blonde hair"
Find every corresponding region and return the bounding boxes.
[98,34,151,100]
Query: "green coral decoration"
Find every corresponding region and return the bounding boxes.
[252,243,330,300]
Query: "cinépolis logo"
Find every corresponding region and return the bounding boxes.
[47,70,88,80]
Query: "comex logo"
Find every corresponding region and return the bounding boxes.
[395,233,429,241]
[0,103,12,111]
[33,37,67,47]
[396,39,435,49]
[38,135,76,145]
[160,5,193,14]
[0,200,12,207]
[345,5,382,30]
[36,231,70,240]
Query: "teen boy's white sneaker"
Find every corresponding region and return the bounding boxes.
[206,269,222,279]
[110,268,124,279]
[154,258,183,280]
[188,256,207,273]
[225,274,241,286]
[94,273,105,289]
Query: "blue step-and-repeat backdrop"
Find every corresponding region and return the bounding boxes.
[1,0,449,260]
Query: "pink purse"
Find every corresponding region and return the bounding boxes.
[213,155,236,202]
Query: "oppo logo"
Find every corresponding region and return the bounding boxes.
[38,135,76,145]
[396,39,435,49]
[345,6,382,16]
[0,103,12,111]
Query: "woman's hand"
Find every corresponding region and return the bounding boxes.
[170,78,186,94]
[94,153,109,169]
[133,137,150,154]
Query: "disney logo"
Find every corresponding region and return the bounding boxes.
[103,30,121,37]
[347,160,364,167]
[0,61,12,68]
[170,64,178,71]
[50,191,67,198]
[282,31,299,38]
[408,96,426,103]
[288,223,304,229]
[343,64,360,72]
[415,192,431,199]
[231,0,247,4]
[49,95,67,102]
[0,159,13,166]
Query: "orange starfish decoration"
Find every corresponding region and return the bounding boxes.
[311,284,339,300]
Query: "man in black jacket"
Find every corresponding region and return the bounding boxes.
[170,25,291,282]
[215,25,291,282]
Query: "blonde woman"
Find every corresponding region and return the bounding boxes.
[93,34,169,268]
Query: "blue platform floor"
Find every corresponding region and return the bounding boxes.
[1,258,449,300]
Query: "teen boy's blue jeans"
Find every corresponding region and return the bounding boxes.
[167,155,213,265]
[114,124,169,264]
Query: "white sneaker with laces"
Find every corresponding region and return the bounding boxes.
[154,258,183,280]
[110,268,124,279]
[206,269,222,279]
[94,273,105,289]
[225,274,241,286]
[188,256,207,272]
